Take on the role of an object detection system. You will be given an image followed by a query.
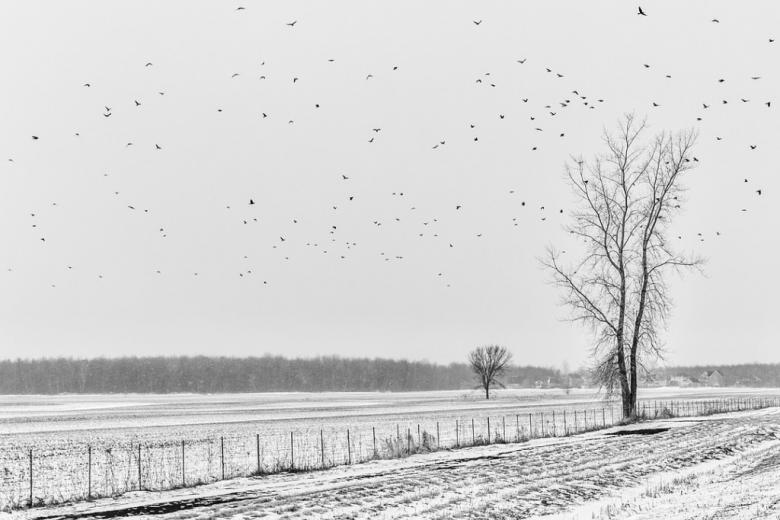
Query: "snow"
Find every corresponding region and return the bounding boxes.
[5,406,779,519]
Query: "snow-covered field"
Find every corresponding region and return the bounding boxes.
[5,406,780,520]
[0,387,777,513]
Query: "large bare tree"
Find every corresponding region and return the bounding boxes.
[543,114,702,419]
[468,345,513,399]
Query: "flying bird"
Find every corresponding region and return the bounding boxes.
[637,6,647,16]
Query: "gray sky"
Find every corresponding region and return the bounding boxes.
[0,1,778,368]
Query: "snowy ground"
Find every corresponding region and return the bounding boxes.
[6,407,780,520]
[4,387,775,509]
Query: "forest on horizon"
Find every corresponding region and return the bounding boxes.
[0,356,778,394]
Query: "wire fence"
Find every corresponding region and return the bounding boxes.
[1,396,777,511]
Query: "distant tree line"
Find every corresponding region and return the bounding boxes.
[0,356,561,394]
[1,356,775,394]
[0,356,470,394]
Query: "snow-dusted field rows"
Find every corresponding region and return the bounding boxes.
[0,387,777,511]
[10,406,780,520]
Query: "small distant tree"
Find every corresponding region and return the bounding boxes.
[468,345,513,399]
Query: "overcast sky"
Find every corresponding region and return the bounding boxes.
[0,1,778,368]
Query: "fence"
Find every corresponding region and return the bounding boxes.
[1,396,777,511]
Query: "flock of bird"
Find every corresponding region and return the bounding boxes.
[2,5,774,289]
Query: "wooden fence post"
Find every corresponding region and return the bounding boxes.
[29,448,33,508]
[436,422,440,449]
[347,429,352,464]
[137,444,142,491]
[181,440,185,487]
[563,410,567,435]
[471,418,475,445]
[528,413,532,438]
[257,433,261,473]
[502,416,506,442]
[220,436,225,480]
[455,420,459,447]
[372,426,377,458]
[290,432,295,471]
[487,417,491,444]
[320,429,325,468]
[552,410,556,437]
[87,446,92,500]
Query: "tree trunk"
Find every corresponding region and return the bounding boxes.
[629,348,638,417]
[485,385,490,400]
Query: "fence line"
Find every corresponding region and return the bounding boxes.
[2,396,778,511]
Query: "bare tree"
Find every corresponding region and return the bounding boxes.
[468,345,513,399]
[542,114,702,419]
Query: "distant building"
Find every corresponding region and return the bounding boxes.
[534,378,549,389]
[668,374,699,387]
[698,369,724,387]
